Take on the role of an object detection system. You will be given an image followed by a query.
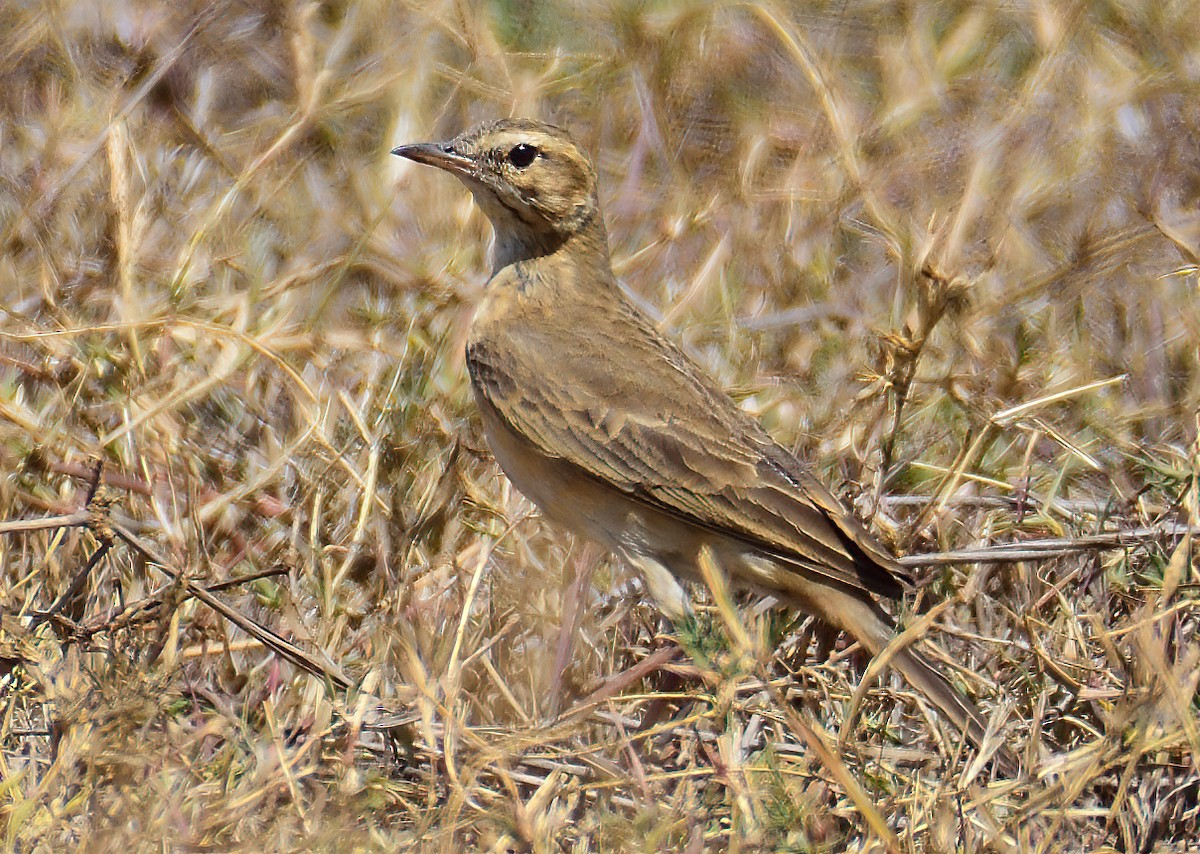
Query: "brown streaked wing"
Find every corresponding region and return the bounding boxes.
[467,297,907,599]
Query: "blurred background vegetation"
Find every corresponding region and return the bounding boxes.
[1,0,1197,850]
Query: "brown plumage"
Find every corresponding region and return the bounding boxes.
[394,118,996,755]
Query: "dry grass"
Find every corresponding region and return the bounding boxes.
[2,1,1198,850]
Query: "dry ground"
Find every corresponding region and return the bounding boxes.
[2,1,1199,851]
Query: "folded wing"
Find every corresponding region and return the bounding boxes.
[468,296,908,599]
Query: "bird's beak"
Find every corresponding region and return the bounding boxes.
[391,142,475,176]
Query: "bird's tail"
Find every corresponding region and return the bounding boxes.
[886,640,989,748]
[809,587,1008,764]
[887,641,1017,773]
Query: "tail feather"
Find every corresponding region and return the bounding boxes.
[804,585,1014,770]
[890,643,1017,773]
[888,643,989,748]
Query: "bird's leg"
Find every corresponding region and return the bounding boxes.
[812,620,843,663]
[546,542,603,716]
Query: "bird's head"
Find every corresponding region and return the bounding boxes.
[393,118,604,269]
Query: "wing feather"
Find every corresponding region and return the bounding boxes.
[468,298,907,599]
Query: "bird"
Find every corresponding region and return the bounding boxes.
[393,117,995,754]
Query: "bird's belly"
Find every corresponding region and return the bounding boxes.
[475,391,630,547]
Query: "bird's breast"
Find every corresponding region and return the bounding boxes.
[470,380,633,550]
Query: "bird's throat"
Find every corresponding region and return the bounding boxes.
[490,212,611,278]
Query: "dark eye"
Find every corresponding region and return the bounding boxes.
[507,143,539,169]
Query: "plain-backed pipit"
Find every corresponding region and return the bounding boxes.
[394,118,992,751]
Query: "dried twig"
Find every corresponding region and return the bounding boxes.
[901,524,1199,567]
[108,520,354,691]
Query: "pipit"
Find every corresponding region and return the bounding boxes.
[394,118,992,751]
